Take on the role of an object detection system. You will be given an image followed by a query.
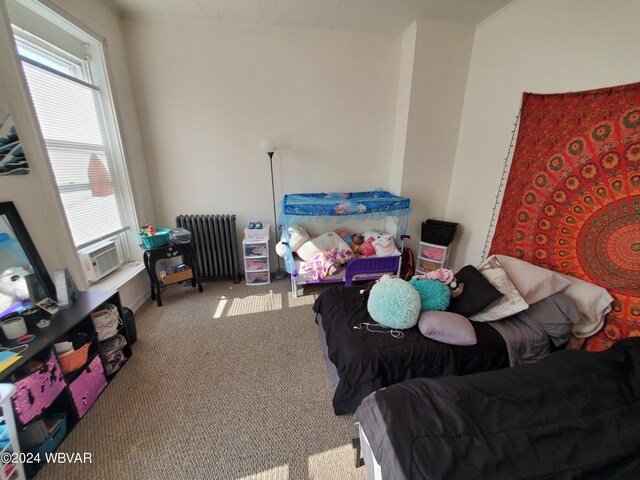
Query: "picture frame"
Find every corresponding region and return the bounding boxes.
[36,297,59,315]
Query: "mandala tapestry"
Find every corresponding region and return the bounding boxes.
[489,83,640,351]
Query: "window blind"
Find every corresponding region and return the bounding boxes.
[22,60,127,248]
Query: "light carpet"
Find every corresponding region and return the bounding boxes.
[40,279,367,480]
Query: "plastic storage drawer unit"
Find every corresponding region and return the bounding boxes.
[416,242,451,275]
[243,238,270,286]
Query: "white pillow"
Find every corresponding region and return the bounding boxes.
[296,232,352,262]
[470,255,529,322]
[363,231,381,241]
[555,273,613,338]
[287,226,310,252]
[495,254,572,305]
[372,234,400,257]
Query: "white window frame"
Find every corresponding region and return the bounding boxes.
[8,1,141,276]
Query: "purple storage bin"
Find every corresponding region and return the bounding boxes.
[68,355,107,418]
[13,350,66,426]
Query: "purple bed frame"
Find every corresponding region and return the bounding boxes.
[291,255,401,296]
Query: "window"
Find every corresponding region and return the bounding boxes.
[10,4,137,268]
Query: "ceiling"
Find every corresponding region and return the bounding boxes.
[102,0,512,35]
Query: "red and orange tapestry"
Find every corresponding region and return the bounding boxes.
[489,82,640,351]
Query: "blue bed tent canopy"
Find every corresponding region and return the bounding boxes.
[280,190,411,222]
[279,190,411,271]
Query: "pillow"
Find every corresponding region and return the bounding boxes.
[372,234,400,257]
[363,231,381,242]
[367,278,421,329]
[296,232,352,262]
[494,254,572,304]
[275,226,310,257]
[408,278,451,311]
[556,273,613,338]
[418,311,477,346]
[287,226,310,252]
[448,265,503,316]
[470,256,529,322]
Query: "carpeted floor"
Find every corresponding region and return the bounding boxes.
[40,279,367,480]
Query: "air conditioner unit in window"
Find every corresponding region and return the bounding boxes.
[78,239,123,283]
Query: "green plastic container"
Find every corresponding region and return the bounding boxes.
[139,228,171,248]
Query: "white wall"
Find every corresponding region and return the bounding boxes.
[0,0,155,309]
[122,18,401,258]
[446,0,640,269]
[391,20,474,254]
[389,22,416,195]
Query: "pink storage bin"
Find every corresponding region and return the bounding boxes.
[12,350,66,426]
[68,355,107,418]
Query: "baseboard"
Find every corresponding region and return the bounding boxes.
[129,290,151,312]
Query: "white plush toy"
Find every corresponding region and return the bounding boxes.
[0,266,31,315]
[275,226,311,257]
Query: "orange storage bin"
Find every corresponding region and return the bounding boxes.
[58,342,91,374]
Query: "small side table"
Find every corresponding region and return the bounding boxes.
[140,242,203,306]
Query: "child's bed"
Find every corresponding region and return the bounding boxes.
[279,191,411,297]
[354,337,640,479]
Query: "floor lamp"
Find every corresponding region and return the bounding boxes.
[260,141,288,280]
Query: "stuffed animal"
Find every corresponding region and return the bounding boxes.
[275,225,311,257]
[372,234,400,257]
[408,278,451,311]
[0,266,31,316]
[367,276,421,329]
[413,268,464,298]
[363,231,381,242]
[335,229,353,245]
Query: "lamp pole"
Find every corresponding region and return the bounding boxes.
[267,149,288,280]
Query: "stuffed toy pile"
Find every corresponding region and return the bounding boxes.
[365,268,464,330]
[277,226,403,260]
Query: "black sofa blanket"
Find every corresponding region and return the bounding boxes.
[354,337,640,479]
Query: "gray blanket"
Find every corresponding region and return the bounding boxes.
[488,293,579,366]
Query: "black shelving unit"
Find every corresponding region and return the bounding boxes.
[0,290,133,478]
